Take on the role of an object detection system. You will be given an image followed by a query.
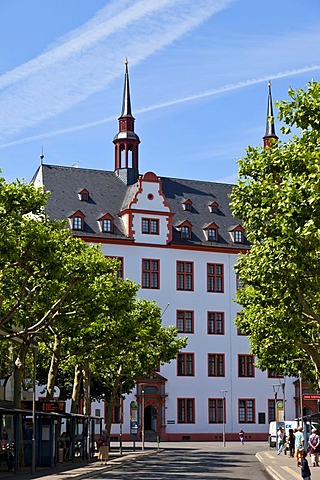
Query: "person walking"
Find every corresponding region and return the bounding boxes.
[239,429,245,445]
[298,449,311,480]
[308,429,320,467]
[288,428,295,457]
[295,427,305,466]
[277,427,284,455]
[96,429,109,465]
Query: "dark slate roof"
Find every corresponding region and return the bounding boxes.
[35,164,249,249]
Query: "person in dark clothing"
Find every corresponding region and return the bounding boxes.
[298,450,311,480]
[288,429,295,457]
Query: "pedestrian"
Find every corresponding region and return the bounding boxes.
[295,427,305,466]
[308,429,320,467]
[96,429,109,465]
[239,429,245,445]
[288,428,295,457]
[277,427,284,455]
[298,449,311,480]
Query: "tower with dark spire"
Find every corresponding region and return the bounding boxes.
[113,60,140,185]
[263,82,278,148]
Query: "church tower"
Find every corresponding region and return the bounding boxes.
[113,60,140,185]
[263,82,278,148]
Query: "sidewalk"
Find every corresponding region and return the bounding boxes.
[0,447,160,480]
[257,449,320,480]
[2,443,320,480]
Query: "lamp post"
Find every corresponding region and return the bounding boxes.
[298,370,303,427]
[220,390,227,447]
[31,346,37,475]
[272,384,280,448]
[292,359,304,426]
[141,387,145,451]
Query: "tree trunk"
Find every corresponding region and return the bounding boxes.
[82,360,91,416]
[104,377,121,439]
[71,363,83,414]
[46,333,61,399]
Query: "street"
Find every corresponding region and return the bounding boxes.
[99,442,271,479]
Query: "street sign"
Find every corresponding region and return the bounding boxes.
[303,394,320,400]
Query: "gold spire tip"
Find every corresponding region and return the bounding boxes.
[125,58,128,65]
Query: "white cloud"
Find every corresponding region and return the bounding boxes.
[0,0,233,140]
[1,63,319,150]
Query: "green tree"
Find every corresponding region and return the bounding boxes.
[231,81,320,386]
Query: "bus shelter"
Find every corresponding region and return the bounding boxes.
[0,406,103,475]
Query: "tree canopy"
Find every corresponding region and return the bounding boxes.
[231,81,320,387]
[0,175,186,412]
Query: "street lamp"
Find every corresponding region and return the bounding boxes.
[292,359,304,426]
[141,387,145,451]
[298,370,303,427]
[220,390,227,447]
[31,345,37,475]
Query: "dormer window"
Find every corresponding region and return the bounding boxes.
[102,219,112,232]
[182,199,192,211]
[235,230,243,243]
[69,210,85,231]
[203,222,219,242]
[209,201,219,214]
[177,220,192,240]
[208,228,217,241]
[78,188,89,202]
[181,226,190,238]
[229,225,245,244]
[98,213,114,233]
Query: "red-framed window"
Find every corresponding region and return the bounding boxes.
[142,218,159,235]
[208,354,225,377]
[238,355,255,377]
[238,399,255,423]
[176,261,194,291]
[208,398,225,424]
[177,310,194,334]
[207,263,224,293]
[141,259,160,289]
[106,256,124,279]
[177,398,195,423]
[207,312,224,335]
[177,353,194,376]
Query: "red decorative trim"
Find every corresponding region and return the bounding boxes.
[71,234,249,254]
[142,171,158,182]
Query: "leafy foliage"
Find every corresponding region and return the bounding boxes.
[231,81,320,386]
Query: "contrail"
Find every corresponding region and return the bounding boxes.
[0,64,319,150]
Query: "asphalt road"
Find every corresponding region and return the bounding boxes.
[99,442,271,480]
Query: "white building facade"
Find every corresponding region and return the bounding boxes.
[33,64,297,442]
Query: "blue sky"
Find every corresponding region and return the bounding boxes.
[0,0,319,184]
